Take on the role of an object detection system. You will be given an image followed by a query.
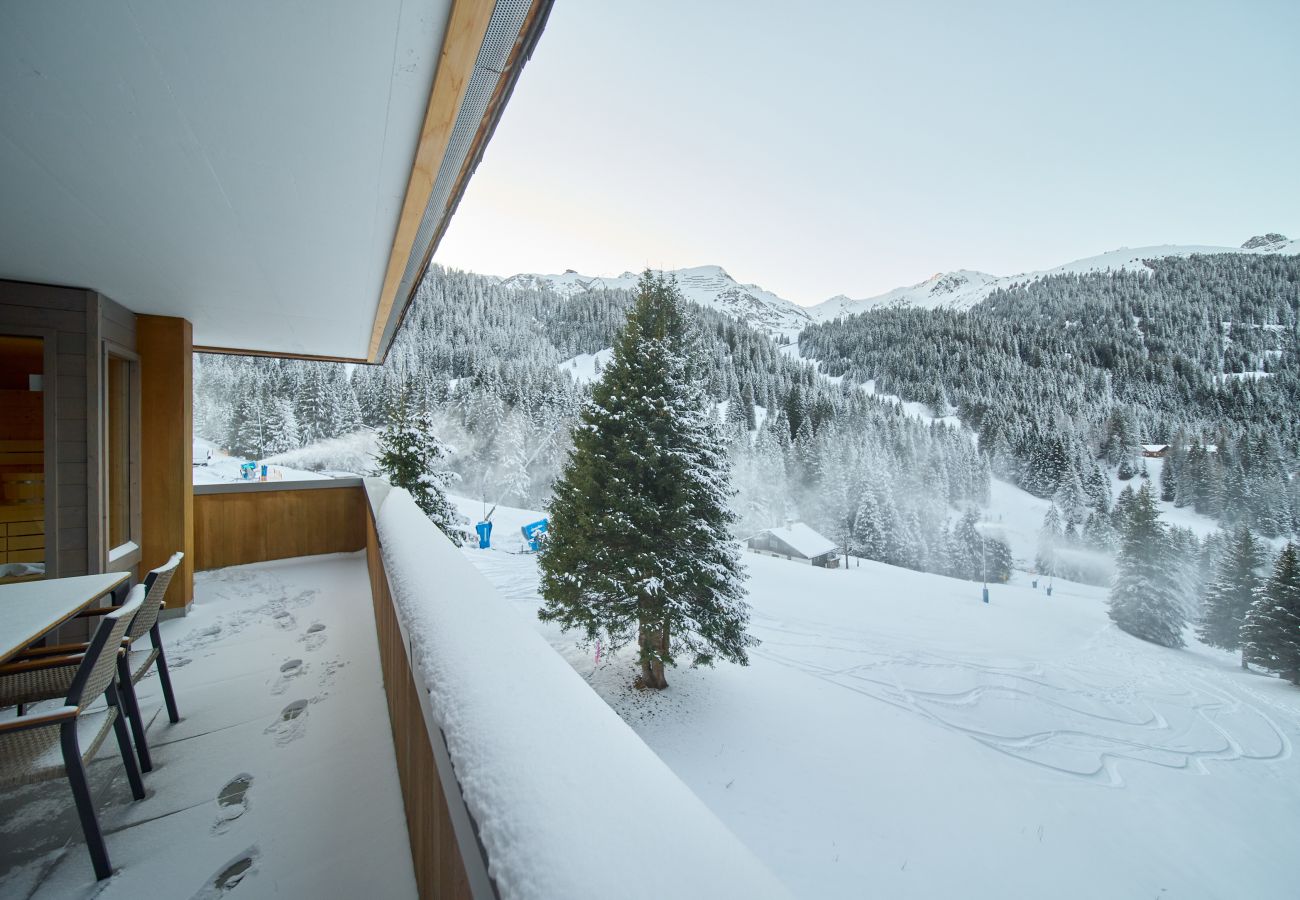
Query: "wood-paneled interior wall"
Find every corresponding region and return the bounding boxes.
[138,315,194,605]
[366,507,473,900]
[193,486,366,571]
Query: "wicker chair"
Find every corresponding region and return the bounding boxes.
[0,586,147,881]
[14,552,185,773]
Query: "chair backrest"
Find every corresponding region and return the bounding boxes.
[130,552,184,640]
[67,585,145,711]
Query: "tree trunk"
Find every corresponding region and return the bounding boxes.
[637,622,669,690]
[1241,649,1248,670]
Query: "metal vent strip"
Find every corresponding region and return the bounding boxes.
[377,0,550,360]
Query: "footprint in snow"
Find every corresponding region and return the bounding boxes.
[190,845,259,898]
[212,774,253,835]
[269,609,295,630]
[179,623,223,651]
[299,622,327,652]
[264,699,311,746]
[270,658,305,696]
[318,658,347,689]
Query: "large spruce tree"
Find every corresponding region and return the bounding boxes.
[1109,483,1187,647]
[374,383,462,546]
[1197,525,1264,666]
[538,272,754,689]
[1242,543,1300,685]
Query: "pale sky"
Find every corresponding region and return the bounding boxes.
[436,0,1300,307]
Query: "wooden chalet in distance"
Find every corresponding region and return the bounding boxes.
[747,523,840,568]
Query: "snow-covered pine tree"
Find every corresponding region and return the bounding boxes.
[1197,525,1264,667]
[1108,483,1187,647]
[1036,505,1062,577]
[740,382,757,431]
[986,536,1013,584]
[537,272,754,690]
[949,510,983,581]
[1241,543,1300,685]
[1159,455,1177,502]
[232,387,271,459]
[265,397,301,455]
[374,384,462,546]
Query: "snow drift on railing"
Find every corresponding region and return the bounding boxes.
[373,485,790,900]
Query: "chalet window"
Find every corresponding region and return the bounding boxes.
[0,334,46,582]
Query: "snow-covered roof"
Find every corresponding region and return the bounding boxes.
[1141,444,1169,453]
[758,523,838,558]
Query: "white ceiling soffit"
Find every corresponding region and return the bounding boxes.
[0,0,550,362]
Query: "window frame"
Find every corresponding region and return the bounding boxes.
[100,342,141,573]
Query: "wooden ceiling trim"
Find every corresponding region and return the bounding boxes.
[367,0,497,363]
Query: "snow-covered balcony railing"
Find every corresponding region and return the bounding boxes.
[363,479,788,900]
[193,478,368,570]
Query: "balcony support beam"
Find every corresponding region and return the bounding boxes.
[137,315,194,609]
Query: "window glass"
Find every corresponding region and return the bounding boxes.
[0,335,45,582]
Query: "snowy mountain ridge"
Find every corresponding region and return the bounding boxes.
[501,235,1298,334]
[807,235,1300,320]
[500,264,812,337]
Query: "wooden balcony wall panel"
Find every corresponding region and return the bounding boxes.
[366,507,473,900]
[194,486,367,571]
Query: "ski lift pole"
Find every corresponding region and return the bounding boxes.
[981,533,989,604]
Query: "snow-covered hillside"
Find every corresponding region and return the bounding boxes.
[557,348,614,386]
[454,495,1300,900]
[807,234,1300,319]
[502,265,811,337]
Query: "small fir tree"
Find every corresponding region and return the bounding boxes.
[1036,505,1062,577]
[1159,457,1177,502]
[1109,483,1187,647]
[1197,525,1264,667]
[1242,543,1300,685]
[538,273,754,690]
[374,386,462,546]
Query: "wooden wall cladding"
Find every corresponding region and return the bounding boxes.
[194,485,366,571]
[366,507,474,900]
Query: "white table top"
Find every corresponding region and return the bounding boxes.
[0,572,131,663]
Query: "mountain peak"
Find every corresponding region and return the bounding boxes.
[1241,233,1288,250]
[502,265,809,336]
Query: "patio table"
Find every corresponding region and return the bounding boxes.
[0,572,131,664]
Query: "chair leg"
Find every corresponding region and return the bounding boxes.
[61,722,112,880]
[117,656,153,773]
[107,684,146,801]
[152,625,181,724]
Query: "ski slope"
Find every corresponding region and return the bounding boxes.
[455,504,1300,899]
[190,431,377,485]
